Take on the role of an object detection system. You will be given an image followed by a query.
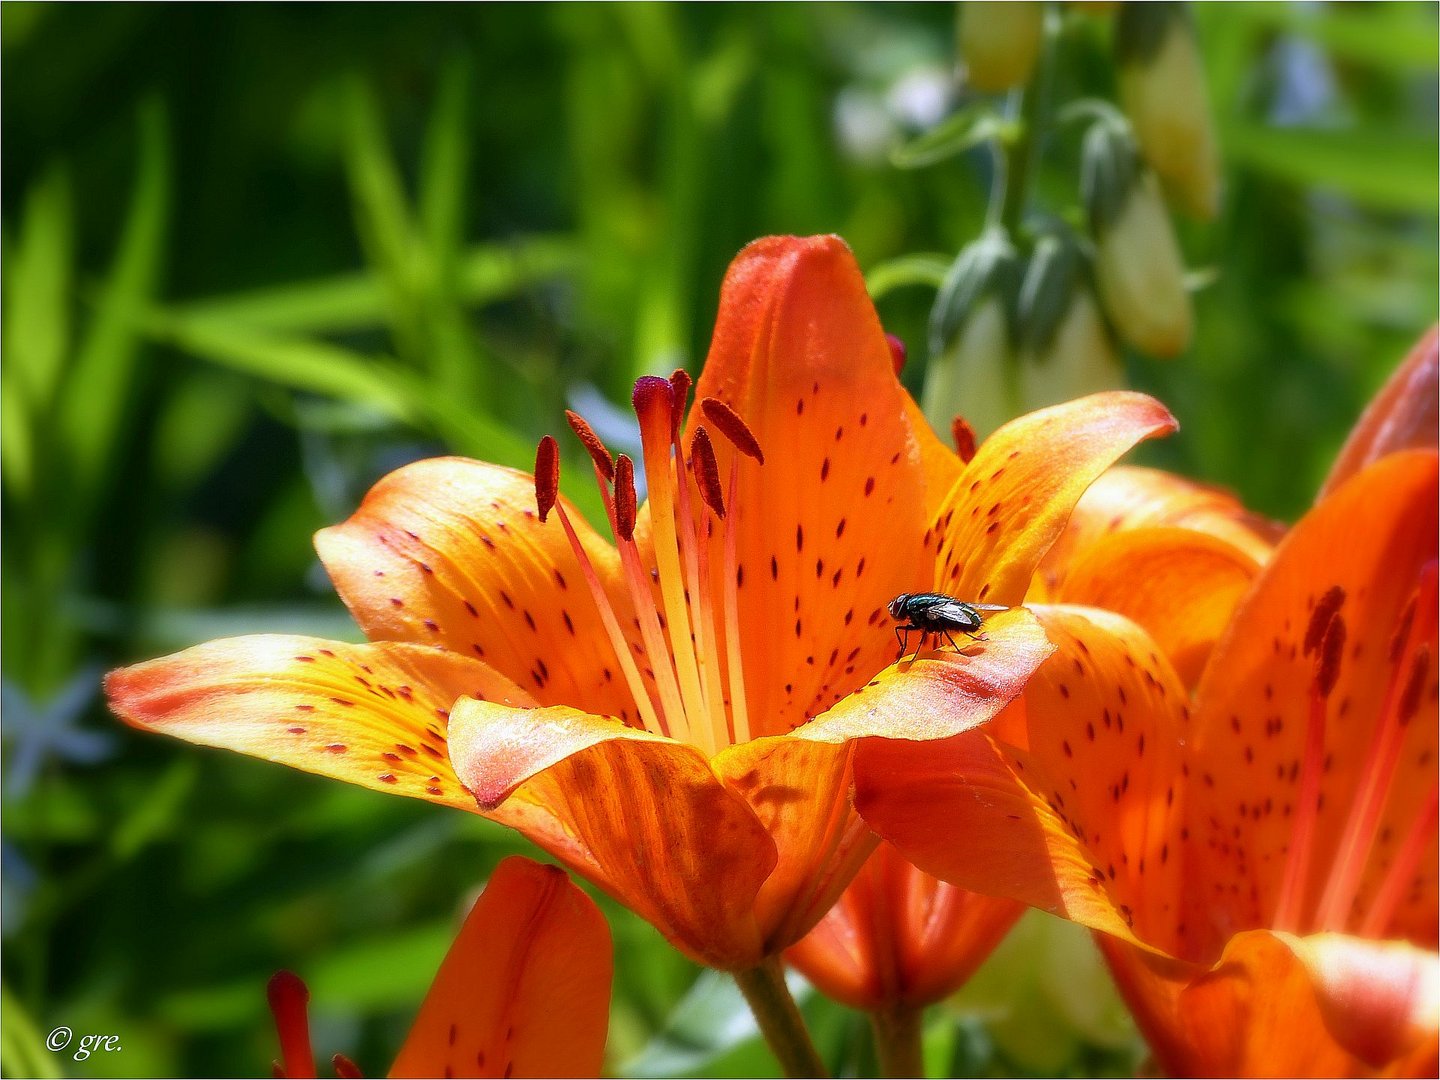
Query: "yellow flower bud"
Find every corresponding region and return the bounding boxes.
[1116,3,1221,219]
[1083,121,1193,358]
[958,1,1045,93]
[924,230,1022,436]
[1020,288,1123,410]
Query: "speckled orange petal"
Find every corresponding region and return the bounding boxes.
[1178,930,1440,1077]
[711,737,876,956]
[855,606,1190,954]
[447,700,774,969]
[105,635,534,812]
[1053,526,1261,688]
[1322,327,1439,499]
[390,857,612,1079]
[687,235,933,737]
[932,393,1177,607]
[785,844,1025,1011]
[1033,464,1280,600]
[1183,451,1439,955]
[315,458,642,721]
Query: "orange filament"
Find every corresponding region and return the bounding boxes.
[548,385,767,753]
[267,971,317,1079]
[611,451,690,742]
[634,377,712,749]
[1361,782,1439,938]
[1275,614,1345,933]
[1318,564,1437,932]
[533,443,665,735]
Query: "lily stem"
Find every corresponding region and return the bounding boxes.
[733,958,829,1079]
[871,1005,925,1079]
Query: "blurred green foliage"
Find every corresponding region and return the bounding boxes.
[1,3,1435,1076]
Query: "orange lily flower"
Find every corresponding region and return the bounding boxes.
[786,420,1266,1054]
[269,856,611,1079]
[855,424,1440,1076]
[105,236,1175,1069]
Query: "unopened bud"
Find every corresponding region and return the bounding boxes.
[924,229,1022,437]
[1017,233,1122,410]
[1117,3,1221,220]
[958,1,1044,93]
[1083,120,1192,358]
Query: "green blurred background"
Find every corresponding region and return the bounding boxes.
[2,3,1435,1076]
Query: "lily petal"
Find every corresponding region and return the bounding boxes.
[105,635,534,812]
[855,606,1190,954]
[1184,451,1439,952]
[390,857,612,1079]
[688,234,933,737]
[1052,525,1261,687]
[1322,327,1438,498]
[932,393,1178,607]
[1033,464,1280,600]
[315,458,642,720]
[1176,930,1440,1076]
[447,699,774,969]
[785,844,1025,1011]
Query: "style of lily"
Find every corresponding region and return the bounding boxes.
[855,344,1440,1074]
[269,856,611,1079]
[105,234,1176,1075]
[786,406,1273,1074]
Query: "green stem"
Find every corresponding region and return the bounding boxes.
[733,958,829,1079]
[871,1005,925,1079]
[985,7,1061,237]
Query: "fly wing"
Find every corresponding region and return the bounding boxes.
[967,603,1009,613]
[918,596,975,622]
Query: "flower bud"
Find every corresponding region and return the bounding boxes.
[958,1,1045,93]
[1016,232,1123,410]
[1083,119,1192,358]
[1116,2,1220,219]
[924,229,1022,437]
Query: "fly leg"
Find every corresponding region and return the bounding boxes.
[895,625,912,659]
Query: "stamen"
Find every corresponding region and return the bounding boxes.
[701,397,765,463]
[1275,614,1345,933]
[669,368,693,437]
[721,460,752,744]
[615,456,638,541]
[951,416,977,464]
[267,971,317,1079]
[1318,565,1436,931]
[885,332,907,374]
[552,497,666,736]
[612,449,689,739]
[1361,782,1439,938]
[691,428,725,518]
[634,377,711,747]
[671,425,729,752]
[565,411,615,482]
[332,1054,363,1078]
[534,436,560,523]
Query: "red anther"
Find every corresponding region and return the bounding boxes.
[951,416,977,463]
[534,435,560,524]
[615,455,638,541]
[691,427,726,519]
[565,410,615,482]
[1317,615,1347,698]
[700,397,765,464]
[1398,645,1431,726]
[266,970,316,1079]
[885,332,907,374]
[332,1053,363,1079]
[1304,586,1346,656]
[669,369,693,438]
[633,375,675,427]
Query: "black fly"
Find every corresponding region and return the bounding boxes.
[888,593,1005,658]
